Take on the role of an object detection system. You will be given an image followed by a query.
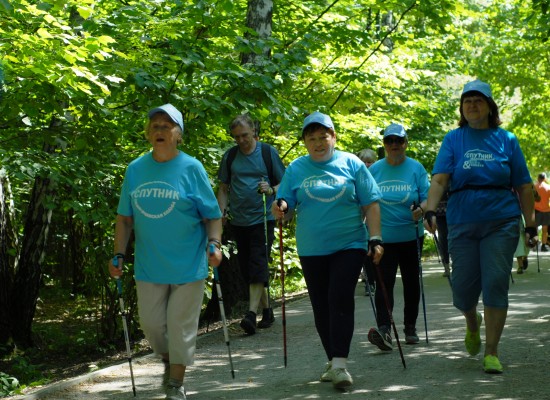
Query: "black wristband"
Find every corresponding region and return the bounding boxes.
[368,239,383,254]
[525,227,537,238]
[424,210,436,227]
[277,198,289,214]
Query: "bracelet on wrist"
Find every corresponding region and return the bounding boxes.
[113,252,125,259]
[208,238,222,249]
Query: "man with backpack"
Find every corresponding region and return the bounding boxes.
[217,114,285,335]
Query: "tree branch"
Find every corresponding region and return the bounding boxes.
[329,1,417,110]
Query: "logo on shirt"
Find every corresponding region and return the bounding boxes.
[132,181,179,219]
[301,174,347,202]
[378,180,412,205]
[463,149,495,169]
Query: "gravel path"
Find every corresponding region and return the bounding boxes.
[10,254,550,400]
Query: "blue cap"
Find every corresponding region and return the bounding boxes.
[302,111,334,135]
[462,79,492,99]
[148,104,184,133]
[383,123,407,138]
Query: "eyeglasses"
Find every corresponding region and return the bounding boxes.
[383,136,405,145]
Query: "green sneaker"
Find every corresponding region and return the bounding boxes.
[465,312,482,356]
[483,354,503,374]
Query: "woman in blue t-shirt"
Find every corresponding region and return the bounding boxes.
[108,104,223,400]
[366,123,430,351]
[423,80,536,374]
[272,112,383,390]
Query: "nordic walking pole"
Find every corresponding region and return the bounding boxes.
[432,235,441,264]
[277,199,288,367]
[537,244,540,272]
[364,259,377,321]
[373,259,406,368]
[413,202,429,344]
[211,244,235,378]
[113,256,137,397]
[260,182,272,309]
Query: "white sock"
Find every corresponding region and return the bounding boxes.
[331,357,347,370]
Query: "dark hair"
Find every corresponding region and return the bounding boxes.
[458,92,501,128]
[539,173,546,181]
[229,114,258,137]
[302,123,335,138]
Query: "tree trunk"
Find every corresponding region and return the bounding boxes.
[10,143,57,348]
[203,0,274,323]
[0,173,14,350]
[241,0,273,65]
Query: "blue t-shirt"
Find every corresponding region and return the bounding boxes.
[218,142,285,226]
[432,126,531,224]
[369,157,429,243]
[117,151,222,284]
[276,150,381,256]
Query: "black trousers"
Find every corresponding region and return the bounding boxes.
[300,249,365,360]
[374,238,423,329]
[231,221,275,284]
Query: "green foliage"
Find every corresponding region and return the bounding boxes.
[1,0,548,387]
[0,372,20,397]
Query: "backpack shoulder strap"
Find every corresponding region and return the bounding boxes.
[260,142,276,185]
[225,146,239,183]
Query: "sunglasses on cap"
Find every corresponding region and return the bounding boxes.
[383,136,405,145]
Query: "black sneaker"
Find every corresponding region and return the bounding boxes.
[368,326,393,351]
[240,311,257,335]
[541,244,548,252]
[257,308,275,329]
[404,325,419,344]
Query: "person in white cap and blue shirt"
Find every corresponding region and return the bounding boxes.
[272,111,384,389]
[423,80,536,374]
[109,104,223,399]
[366,123,430,350]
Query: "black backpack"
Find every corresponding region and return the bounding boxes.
[225,142,279,186]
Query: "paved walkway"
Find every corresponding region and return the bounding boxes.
[10,254,550,400]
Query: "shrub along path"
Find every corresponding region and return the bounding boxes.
[10,253,550,400]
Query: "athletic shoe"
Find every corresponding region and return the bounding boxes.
[257,308,275,329]
[517,265,523,274]
[331,368,353,389]
[320,361,332,382]
[465,312,482,356]
[404,325,419,344]
[442,263,451,277]
[483,354,503,374]
[165,385,187,400]
[541,244,548,252]
[368,326,393,351]
[240,311,257,335]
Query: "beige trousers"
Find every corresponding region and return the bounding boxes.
[136,279,205,365]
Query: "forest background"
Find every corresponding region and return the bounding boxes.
[0,0,549,396]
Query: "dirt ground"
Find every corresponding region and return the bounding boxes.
[11,253,550,400]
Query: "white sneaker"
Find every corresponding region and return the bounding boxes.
[331,368,353,389]
[166,385,187,400]
[320,361,332,382]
